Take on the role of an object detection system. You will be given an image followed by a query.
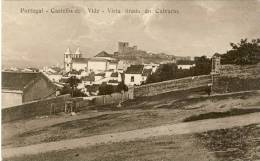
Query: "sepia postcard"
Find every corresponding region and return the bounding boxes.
[1,0,260,160]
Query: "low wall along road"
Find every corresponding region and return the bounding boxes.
[134,75,212,97]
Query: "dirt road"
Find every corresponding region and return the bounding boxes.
[3,112,260,159]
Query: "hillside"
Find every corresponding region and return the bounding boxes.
[115,50,177,64]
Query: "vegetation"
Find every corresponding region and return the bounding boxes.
[6,124,259,161]
[196,124,259,161]
[116,81,128,93]
[192,56,211,75]
[98,81,128,95]
[60,76,86,97]
[183,108,260,122]
[146,63,178,83]
[98,83,115,95]
[221,38,260,65]
[147,38,260,83]
[146,56,211,84]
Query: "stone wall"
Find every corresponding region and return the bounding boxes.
[134,75,212,97]
[2,94,71,122]
[93,91,133,106]
[212,76,260,93]
[212,64,260,93]
[2,89,134,122]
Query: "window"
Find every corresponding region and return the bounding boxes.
[131,76,134,82]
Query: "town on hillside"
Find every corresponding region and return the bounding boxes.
[2,39,260,108]
[2,38,260,161]
[2,0,260,160]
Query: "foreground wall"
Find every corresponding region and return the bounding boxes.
[93,91,132,106]
[212,76,260,93]
[2,90,134,122]
[2,94,71,122]
[212,64,260,93]
[134,75,212,97]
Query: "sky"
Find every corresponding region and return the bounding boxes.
[2,0,260,68]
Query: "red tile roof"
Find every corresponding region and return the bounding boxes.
[72,58,89,63]
[2,71,57,91]
[2,72,41,91]
[95,51,113,58]
[125,65,144,74]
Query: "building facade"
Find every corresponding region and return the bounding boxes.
[64,49,118,73]
[2,72,57,108]
[124,65,144,86]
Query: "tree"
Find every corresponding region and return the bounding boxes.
[221,38,260,65]
[60,76,84,97]
[146,63,178,83]
[99,83,114,95]
[192,56,211,75]
[116,81,128,92]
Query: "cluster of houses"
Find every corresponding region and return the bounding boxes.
[59,48,160,95]
[2,42,198,108]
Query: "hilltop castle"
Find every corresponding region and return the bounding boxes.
[118,42,137,54]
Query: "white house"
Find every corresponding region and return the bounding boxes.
[64,48,118,73]
[144,63,159,73]
[124,65,144,86]
[177,60,195,70]
[177,64,195,69]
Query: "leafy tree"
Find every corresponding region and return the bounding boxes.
[221,38,260,65]
[192,56,211,75]
[60,76,84,97]
[67,76,81,88]
[99,83,114,95]
[146,63,178,83]
[116,81,128,92]
[146,58,211,84]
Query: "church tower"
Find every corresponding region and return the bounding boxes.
[74,48,82,59]
[64,48,72,72]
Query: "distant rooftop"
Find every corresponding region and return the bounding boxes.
[125,65,144,74]
[1,72,56,91]
[95,51,113,58]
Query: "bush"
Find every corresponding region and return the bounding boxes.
[99,83,115,95]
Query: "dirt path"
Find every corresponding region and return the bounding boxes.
[3,112,260,159]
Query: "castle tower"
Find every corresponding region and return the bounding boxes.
[118,42,129,54]
[211,53,221,74]
[64,48,72,72]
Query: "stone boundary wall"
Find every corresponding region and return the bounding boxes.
[2,94,71,122]
[134,75,212,97]
[212,75,260,93]
[2,89,134,122]
[212,63,260,93]
[93,90,133,106]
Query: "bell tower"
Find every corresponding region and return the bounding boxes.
[64,48,72,72]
